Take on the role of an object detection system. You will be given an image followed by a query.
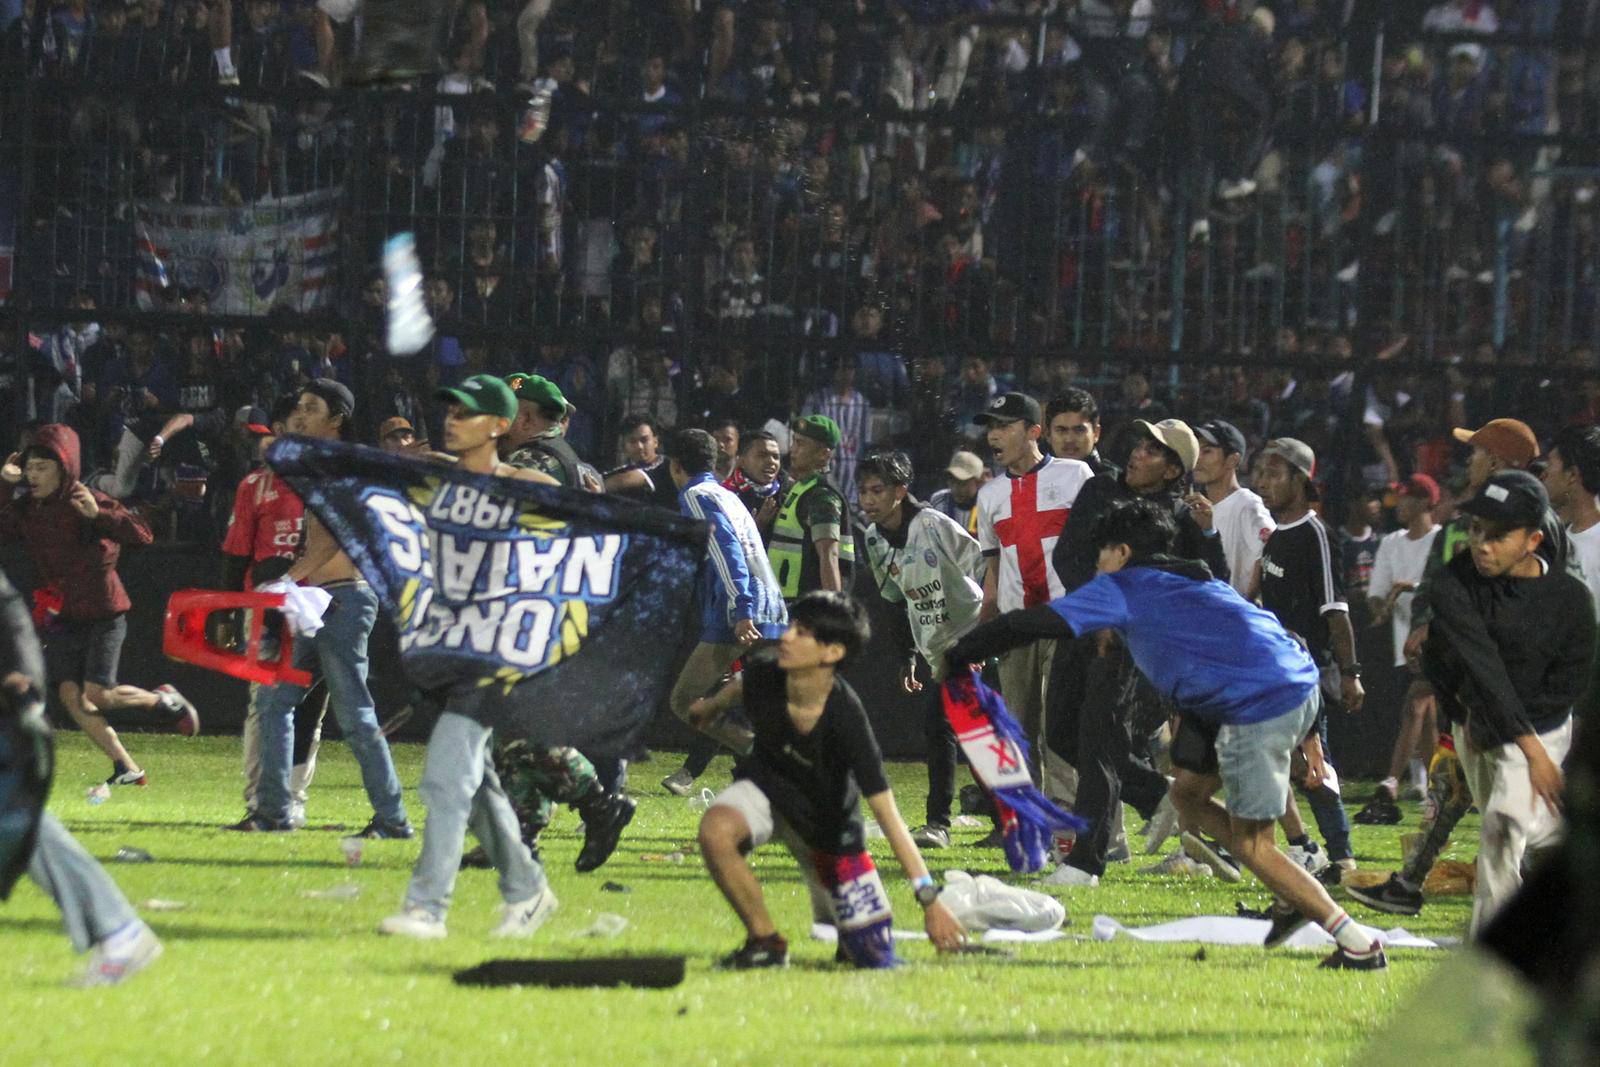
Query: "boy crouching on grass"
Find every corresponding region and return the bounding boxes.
[693,591,966,968]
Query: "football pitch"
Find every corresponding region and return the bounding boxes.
[2,735,1534,1066]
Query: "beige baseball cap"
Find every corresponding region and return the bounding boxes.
[945,450,985,481]
[1133,419,1200,474]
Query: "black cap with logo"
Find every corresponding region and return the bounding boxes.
[973,392,1044,427]
[1459,469,1551,530]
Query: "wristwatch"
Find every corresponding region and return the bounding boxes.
[1341,663,1363,679]
[913,876,942,907]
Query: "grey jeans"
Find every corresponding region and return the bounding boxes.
[404,711,547,919]
[27,811,138,952]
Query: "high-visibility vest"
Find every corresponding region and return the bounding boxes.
[768,473,856,599]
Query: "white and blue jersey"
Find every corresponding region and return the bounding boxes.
[1050,565,1319,726]
[680,472,788,644]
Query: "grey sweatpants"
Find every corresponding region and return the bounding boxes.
[403,711,547,919]
[27,811,138,952]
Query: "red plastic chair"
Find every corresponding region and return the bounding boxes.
[163,590,313,687]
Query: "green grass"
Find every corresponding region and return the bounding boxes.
[0,735,1529,1066]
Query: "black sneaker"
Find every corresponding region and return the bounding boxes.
[1263,900,1312,948]
[1353,791,1402,825]
[225,812,293,832]
[719,934,789,970]
[1319,945,1389,971]
[1346,873,1424,917]
[575,794,637,873]
[354,817,416,840]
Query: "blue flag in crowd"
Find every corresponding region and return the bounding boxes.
[267,438,708,755]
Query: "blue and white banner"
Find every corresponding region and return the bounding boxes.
[267,438,707,754]
[134,188,340,313]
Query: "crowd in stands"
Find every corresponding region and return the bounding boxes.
[6,0,1600,539]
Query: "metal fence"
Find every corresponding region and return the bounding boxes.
[6,12,1600,494]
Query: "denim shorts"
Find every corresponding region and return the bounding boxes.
[43,614,127,688]
[1214,688,1322,821]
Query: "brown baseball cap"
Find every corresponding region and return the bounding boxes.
[378,416,415,440]
[1452,418,1538,468]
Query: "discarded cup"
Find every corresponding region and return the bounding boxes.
[580,913,629,938]
[302,883,361,901]
[114,847,154,863]
[686,788,716,814]
[340,837,364,868]
[140,899,189,912]
[85,783,110,805]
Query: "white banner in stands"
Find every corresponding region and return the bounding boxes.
[134,189,341,314]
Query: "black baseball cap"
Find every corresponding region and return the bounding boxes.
[1195,419,1247,459]
[973,392,1043,427]
[1459,469,1550,530]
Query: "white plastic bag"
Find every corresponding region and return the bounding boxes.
[940,869,1066,934]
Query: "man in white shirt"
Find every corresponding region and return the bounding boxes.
[1188,419,1274,598]
[973,392,1093,802]
[1542,424,1600,616]
[1355,474,1443,825]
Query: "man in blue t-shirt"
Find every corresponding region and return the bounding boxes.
[947,499,1388,970]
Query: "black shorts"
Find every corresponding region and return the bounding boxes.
[1170,714,1221,776]
[43,614,127,688]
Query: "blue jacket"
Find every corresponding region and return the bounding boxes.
[679,472,787,644]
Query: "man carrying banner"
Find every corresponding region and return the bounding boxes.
[660,429,788,792]
[469,375,636,873]
[380,373,562,939]
[230,380,412,837]
[694,591,965,968]
[947,500,1389,970]
[856,450,988,850]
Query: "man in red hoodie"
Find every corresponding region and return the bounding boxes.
[1,425,199,787]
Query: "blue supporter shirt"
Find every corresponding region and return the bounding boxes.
[1049,566,1318,726]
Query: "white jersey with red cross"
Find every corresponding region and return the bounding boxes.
[976,455,1094,611]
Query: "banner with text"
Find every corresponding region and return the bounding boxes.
[267,438,707,754]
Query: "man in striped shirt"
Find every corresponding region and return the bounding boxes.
[802,359,872,503]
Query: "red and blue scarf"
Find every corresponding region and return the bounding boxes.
[942,669,1088,873]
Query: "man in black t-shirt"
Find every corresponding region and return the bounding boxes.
[1256,438,1364,878]
[693,592,964,969]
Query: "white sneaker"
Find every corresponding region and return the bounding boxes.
[1286,842,1330,876]
[378,905,447,940]
[1180,832,1242,883]
[1040,864,1099,887]
[70,921,163,987]
[490,885,558,939]
[1138,850,1213,879]
[1141,792,1179,855]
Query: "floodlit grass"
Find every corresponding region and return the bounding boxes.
[1,734,1514,1066]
